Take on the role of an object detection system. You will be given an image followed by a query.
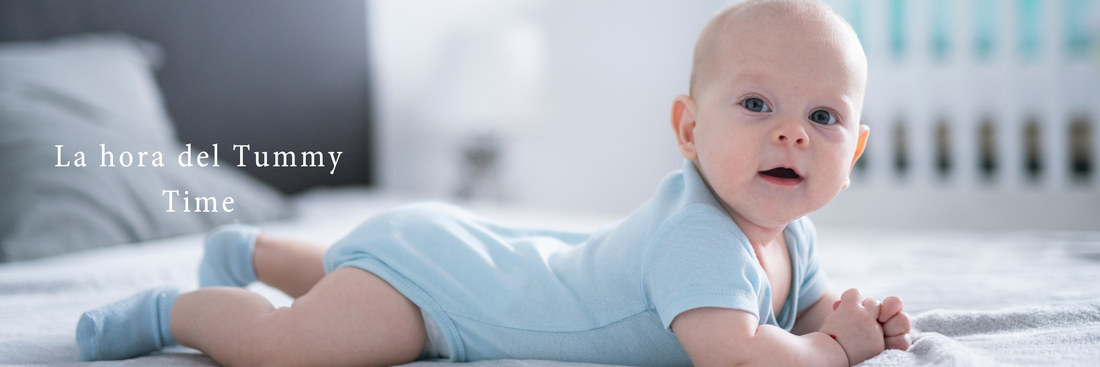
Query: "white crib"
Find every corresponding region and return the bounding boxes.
[812,0,1100,231]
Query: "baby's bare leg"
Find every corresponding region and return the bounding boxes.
[171,267,426,367]
[252,234,327,298]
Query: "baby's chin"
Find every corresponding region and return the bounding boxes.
[724,197,817,229]
[749,207,813,227]
[747,183,842,223]
[713,177,837,227]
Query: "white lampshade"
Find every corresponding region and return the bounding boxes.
[426,20,546,135]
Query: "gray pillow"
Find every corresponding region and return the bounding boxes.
[0,33,291,262]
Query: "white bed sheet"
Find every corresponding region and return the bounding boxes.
[1,187,1098,366]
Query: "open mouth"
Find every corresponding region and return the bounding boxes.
[759,167,803,185]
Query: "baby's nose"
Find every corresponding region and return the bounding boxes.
[773,123,809,147]
[771,115,810,146]
[777,134,806,145]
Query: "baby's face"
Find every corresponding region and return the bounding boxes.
[684,9,867,229]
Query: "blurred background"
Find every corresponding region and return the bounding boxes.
[369,0,1100,231]
[4,0,1095,232]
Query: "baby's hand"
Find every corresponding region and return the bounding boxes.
[833,295,913,351]
[819,288,885,366]
[877,296,912,350]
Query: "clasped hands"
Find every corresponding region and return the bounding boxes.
[819,289,912,366]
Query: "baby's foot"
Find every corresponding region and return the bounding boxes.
[76,287,180,361]
[198,224,260,288]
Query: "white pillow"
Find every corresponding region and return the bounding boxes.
[0,33,177,147]
[0,33,291,262]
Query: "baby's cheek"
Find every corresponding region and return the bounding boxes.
[708,167,750,205]
[703,150,745,180]
[818,150,851,180]
[808,159,849,207]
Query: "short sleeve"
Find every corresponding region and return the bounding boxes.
[792,217,828,312]
[642,204,766,331]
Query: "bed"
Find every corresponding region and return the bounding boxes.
[1,1,1098,366]
[1,188,1098,366]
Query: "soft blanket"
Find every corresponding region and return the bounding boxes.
[1,190,1098,366]
[864,300,1100,366]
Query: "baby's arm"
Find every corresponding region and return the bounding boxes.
[671,289,882,367]
[791,287,841,335]
[672,307,846,367]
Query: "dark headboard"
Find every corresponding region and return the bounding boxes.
[0,0,374,194]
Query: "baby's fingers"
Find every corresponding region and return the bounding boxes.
[839,288,863,308]
[882,311,911,336]
[885,334,912,351]
[861,298,882,320]
[878,296,904,323]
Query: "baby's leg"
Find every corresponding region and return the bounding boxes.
[171,267,426,367]
[252,234,327,298]
[201,225,326,298]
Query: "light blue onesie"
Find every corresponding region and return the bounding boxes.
[323,160,828,366]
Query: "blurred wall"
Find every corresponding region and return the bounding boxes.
[369,0,727,217]
[367,0,1100,230]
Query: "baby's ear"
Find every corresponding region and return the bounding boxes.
[850,124,870,170]
[671,95,699,160]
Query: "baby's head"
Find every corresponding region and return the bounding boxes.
[671,0,869,230]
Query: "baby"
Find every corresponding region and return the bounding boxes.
[76,0,911,366]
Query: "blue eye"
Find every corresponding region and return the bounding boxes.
[742,98,771,113]
[809,110,836,125]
